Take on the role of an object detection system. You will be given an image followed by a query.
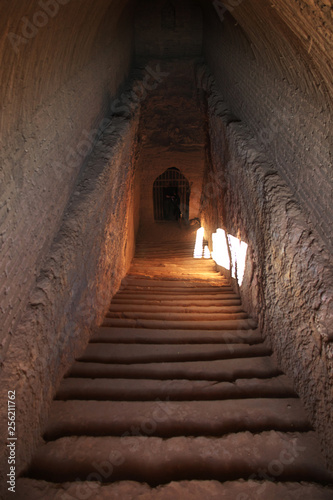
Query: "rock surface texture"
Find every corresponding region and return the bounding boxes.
[199,71,333,470]
[16,226,333,499]
[1,0,332,498]
[0,108,141,489]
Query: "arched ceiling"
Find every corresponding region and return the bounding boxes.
[209,0,333,105]
[0,0,134,140]
[0,0,332,142]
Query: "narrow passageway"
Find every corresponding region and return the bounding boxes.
[1,3,333,496]
[17,224,333,499]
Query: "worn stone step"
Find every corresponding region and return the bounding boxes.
[129,256,217,261]
[44,399,311,440]
[55,375,297,401]
[78,343,271,364]
[114,292,240,301]
[132,253,198,258]
[121,282,231,291]
[91,327,263,344]
[127,274,223,282]
[132,256,211,265]
[117,286,235,292]
[67,356,281,380]
[130,261,209,267]
[128,262,217,269]
[127,269,221,277]
[15,478,333,500]
[110,298,242,307]
[109,303,244,315]
[129,269,217,274]
[122,272,223,280]
[119,282,232,289]
[106,311,248,322]
[127,275,223,282]
[128,267,220,274]
[133,249,195,252]
[132,260,201,263]
[102,318,257,330]
[120,286,233,294]
[27,432,333,484]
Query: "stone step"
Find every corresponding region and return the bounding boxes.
[68,356,281,380]
[127,274,224,281]
[123,274,223,287]
[44,398,311,440]
[128,268,219,274]
[108,304,244,313]
[128,262,218,266]
[91,327,263,344]
[129,260,217,267]
[102,317,257,331]
[120,285,233,293]
[15,478,333,500]
[55,375,297,401]
[78,343,271,364]
[114,292,240,301]
[19,230,333,498]
[128,263,218,276]
[110,299,242,308]
[133,255,199,258]
[128,267,220,275]
[127,274,223,281]
[132,256,212,261]
[133,251,197,256]
[123,275,225,283]
[106,311,248,322]
[27,432,333,484]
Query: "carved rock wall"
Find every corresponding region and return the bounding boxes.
[200,77,333,470]
[202,2,333,252]
[0,112,141,488]
[0,0,135,362]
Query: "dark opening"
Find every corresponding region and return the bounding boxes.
[153,167,190,222]
[161,2,176,30]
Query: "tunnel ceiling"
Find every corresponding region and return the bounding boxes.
[0,0,332,142]
[209,0,333,105]
[0,0,134,140]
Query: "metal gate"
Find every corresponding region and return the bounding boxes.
[153,168,190,221]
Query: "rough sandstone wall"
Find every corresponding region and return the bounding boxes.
[0,111,141,485]
[0,0,135,363]
[200,73,333,470]
[202,1,333,253]
[200,1,333,467]
[0,0,139,489]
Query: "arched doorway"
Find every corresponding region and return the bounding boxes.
[153,167,190,222]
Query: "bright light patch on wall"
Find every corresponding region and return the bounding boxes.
[204,245,211,259]
[193,227,204,258]
[228,235,248,286]
[212,229,230,270]
[238,241,248,286]
[228,235,239,280]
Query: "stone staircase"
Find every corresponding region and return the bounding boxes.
[17,226,333,499]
